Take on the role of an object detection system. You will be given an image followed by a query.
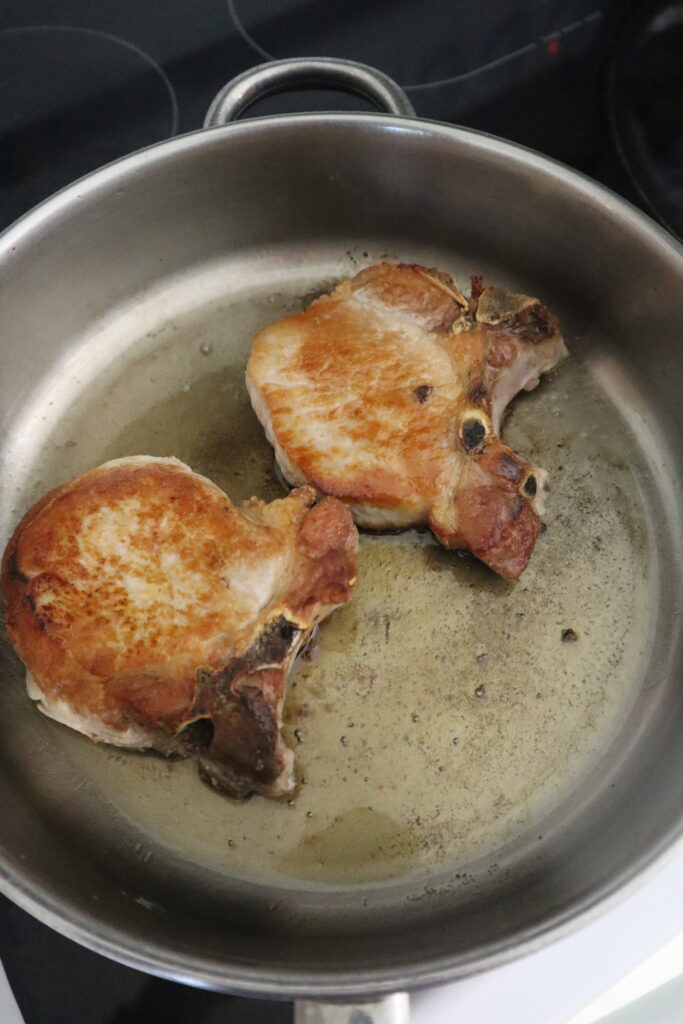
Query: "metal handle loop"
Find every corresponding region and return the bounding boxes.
[203,57,415,127]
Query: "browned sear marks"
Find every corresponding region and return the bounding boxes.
[247,262,567,579]
[0,456,358,798]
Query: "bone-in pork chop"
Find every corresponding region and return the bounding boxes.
[247,263,567,579]
[1,456,357,798]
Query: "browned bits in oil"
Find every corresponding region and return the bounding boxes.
[411,713,421,723]
[561,628,579,642]
[475,685,486,698]
[340,735,349,746]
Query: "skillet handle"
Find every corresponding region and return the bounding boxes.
[203,57,415,127]
[294,993,410,1024]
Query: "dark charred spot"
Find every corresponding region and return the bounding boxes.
[561,628,579,643]
[196,662,241,703]
[178,717,215,752]
[489,453,522,483]
[6,550,28,584]
[244,616,300,670]
[414,384,433,404]
[525,304,554,339]
[523,474,538,496]
[196,683,283,798]
[23,594,48,632]
[468,380,488,402]
[470,275,484,302]
[194,617,299,708]
[503,303,556,342]
[540,522,548,534]
[461,418,487,452]
[190,613,304,798]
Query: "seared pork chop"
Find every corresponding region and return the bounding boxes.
[247,263,567,578]
[1,457,357,798]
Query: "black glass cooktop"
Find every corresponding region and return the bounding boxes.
[1,1,680,1022]
[4,0,672,236]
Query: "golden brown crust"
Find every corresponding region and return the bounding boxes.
[247,262,567,578]
[1,457,358,797]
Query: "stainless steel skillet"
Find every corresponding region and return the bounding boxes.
[1,58,683,1024]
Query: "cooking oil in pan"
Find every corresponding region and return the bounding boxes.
[0,262,658,888]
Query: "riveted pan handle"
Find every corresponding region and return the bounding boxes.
[294,994,410,1024]
[203,57,415,127]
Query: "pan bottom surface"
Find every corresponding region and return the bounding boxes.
[0,241,669,959]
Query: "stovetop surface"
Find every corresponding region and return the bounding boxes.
[0,1,680,1021]
[1,0,648,233]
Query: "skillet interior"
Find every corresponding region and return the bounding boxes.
[0,115,682,997]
